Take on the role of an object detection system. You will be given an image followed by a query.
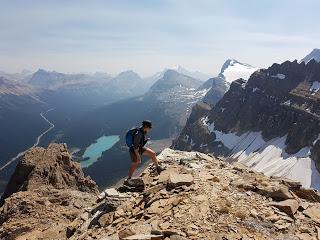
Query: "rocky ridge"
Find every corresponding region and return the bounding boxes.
[2,145,320,239]
[0,143,99,239]
[66,148,320,240]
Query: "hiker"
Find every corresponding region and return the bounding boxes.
[126,120,164,180]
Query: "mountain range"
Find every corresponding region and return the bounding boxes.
[173,52,320,190]
[1,49,320,195]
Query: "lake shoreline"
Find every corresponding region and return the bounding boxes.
[81,135,120,168]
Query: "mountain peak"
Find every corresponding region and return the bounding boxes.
[117,70,140,78]
[0,144,98,238]
[301,48,320,63]
[219,59,258,84]
[176,66,211,81]
[1,143,98,203]
[149,69,202,92]
[163,69,180,79]
[35,68,48,74]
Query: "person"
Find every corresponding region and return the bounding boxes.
[127,120,164,180]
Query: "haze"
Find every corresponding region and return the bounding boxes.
[0,0,319,76]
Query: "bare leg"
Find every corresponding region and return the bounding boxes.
[128,149,141,178]
[128,161,139,178]
[142,147,160,167]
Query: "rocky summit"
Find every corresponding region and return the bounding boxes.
[2,145,320,239]
[0,143,99,240]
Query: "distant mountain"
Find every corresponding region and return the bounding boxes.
[200,59,258,106]
[66,69,205,145]
[107,70,147,97]
[176,65,211,81]
[0,77,36,99]
[300,48,320,63]
[173,60,320,189]
[143,66,210,87]
[28,69,151,102]
[150,69,202,92]
[28,69,112,90]
[0,70,33,82]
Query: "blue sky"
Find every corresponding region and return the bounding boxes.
[0,0,319,76]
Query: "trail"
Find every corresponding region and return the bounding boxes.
[0,108,55,171]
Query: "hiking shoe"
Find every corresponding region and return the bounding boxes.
[124,178,133,186]
[156,165,165,174]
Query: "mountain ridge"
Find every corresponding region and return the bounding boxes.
[1,144,320,239]
[301,48,320,63]
[173,59,320,189]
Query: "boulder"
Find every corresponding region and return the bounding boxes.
[170,235,189,240]
[119,229,136,239]
[303,205,320,224]
[294,188,320,202]
[167,173,194,189]
[118,178,145,192]
[98,212,114,227]
[123,234,163,240]
[272,199,299,216]
[258,185,294,201]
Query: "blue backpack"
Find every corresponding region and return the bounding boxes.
[125,127,139,147]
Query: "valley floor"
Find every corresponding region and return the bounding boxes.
[0,108,55,172]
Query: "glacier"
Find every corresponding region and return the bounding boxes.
[205,120,320,190]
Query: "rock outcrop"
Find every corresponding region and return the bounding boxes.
[173,60,320,189]
[67,149,320,240]
[0,143,98,239]
[2,146,320,239]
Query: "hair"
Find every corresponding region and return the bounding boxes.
[142,120,152,128]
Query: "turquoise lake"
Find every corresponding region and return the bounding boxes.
[81,135,120,168]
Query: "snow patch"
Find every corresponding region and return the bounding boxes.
[221,61,258,84]
[206,123,320,190]
[313,134,320,145]
[283,100,291,106]
[252,87,259,93]
[201,116,209,126]
[271,74,286,80]
[310,81,320,92]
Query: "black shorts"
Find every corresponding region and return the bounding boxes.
[129,146,146,162]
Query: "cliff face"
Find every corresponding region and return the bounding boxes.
[173,60,320,189]
[0,143,98,239]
